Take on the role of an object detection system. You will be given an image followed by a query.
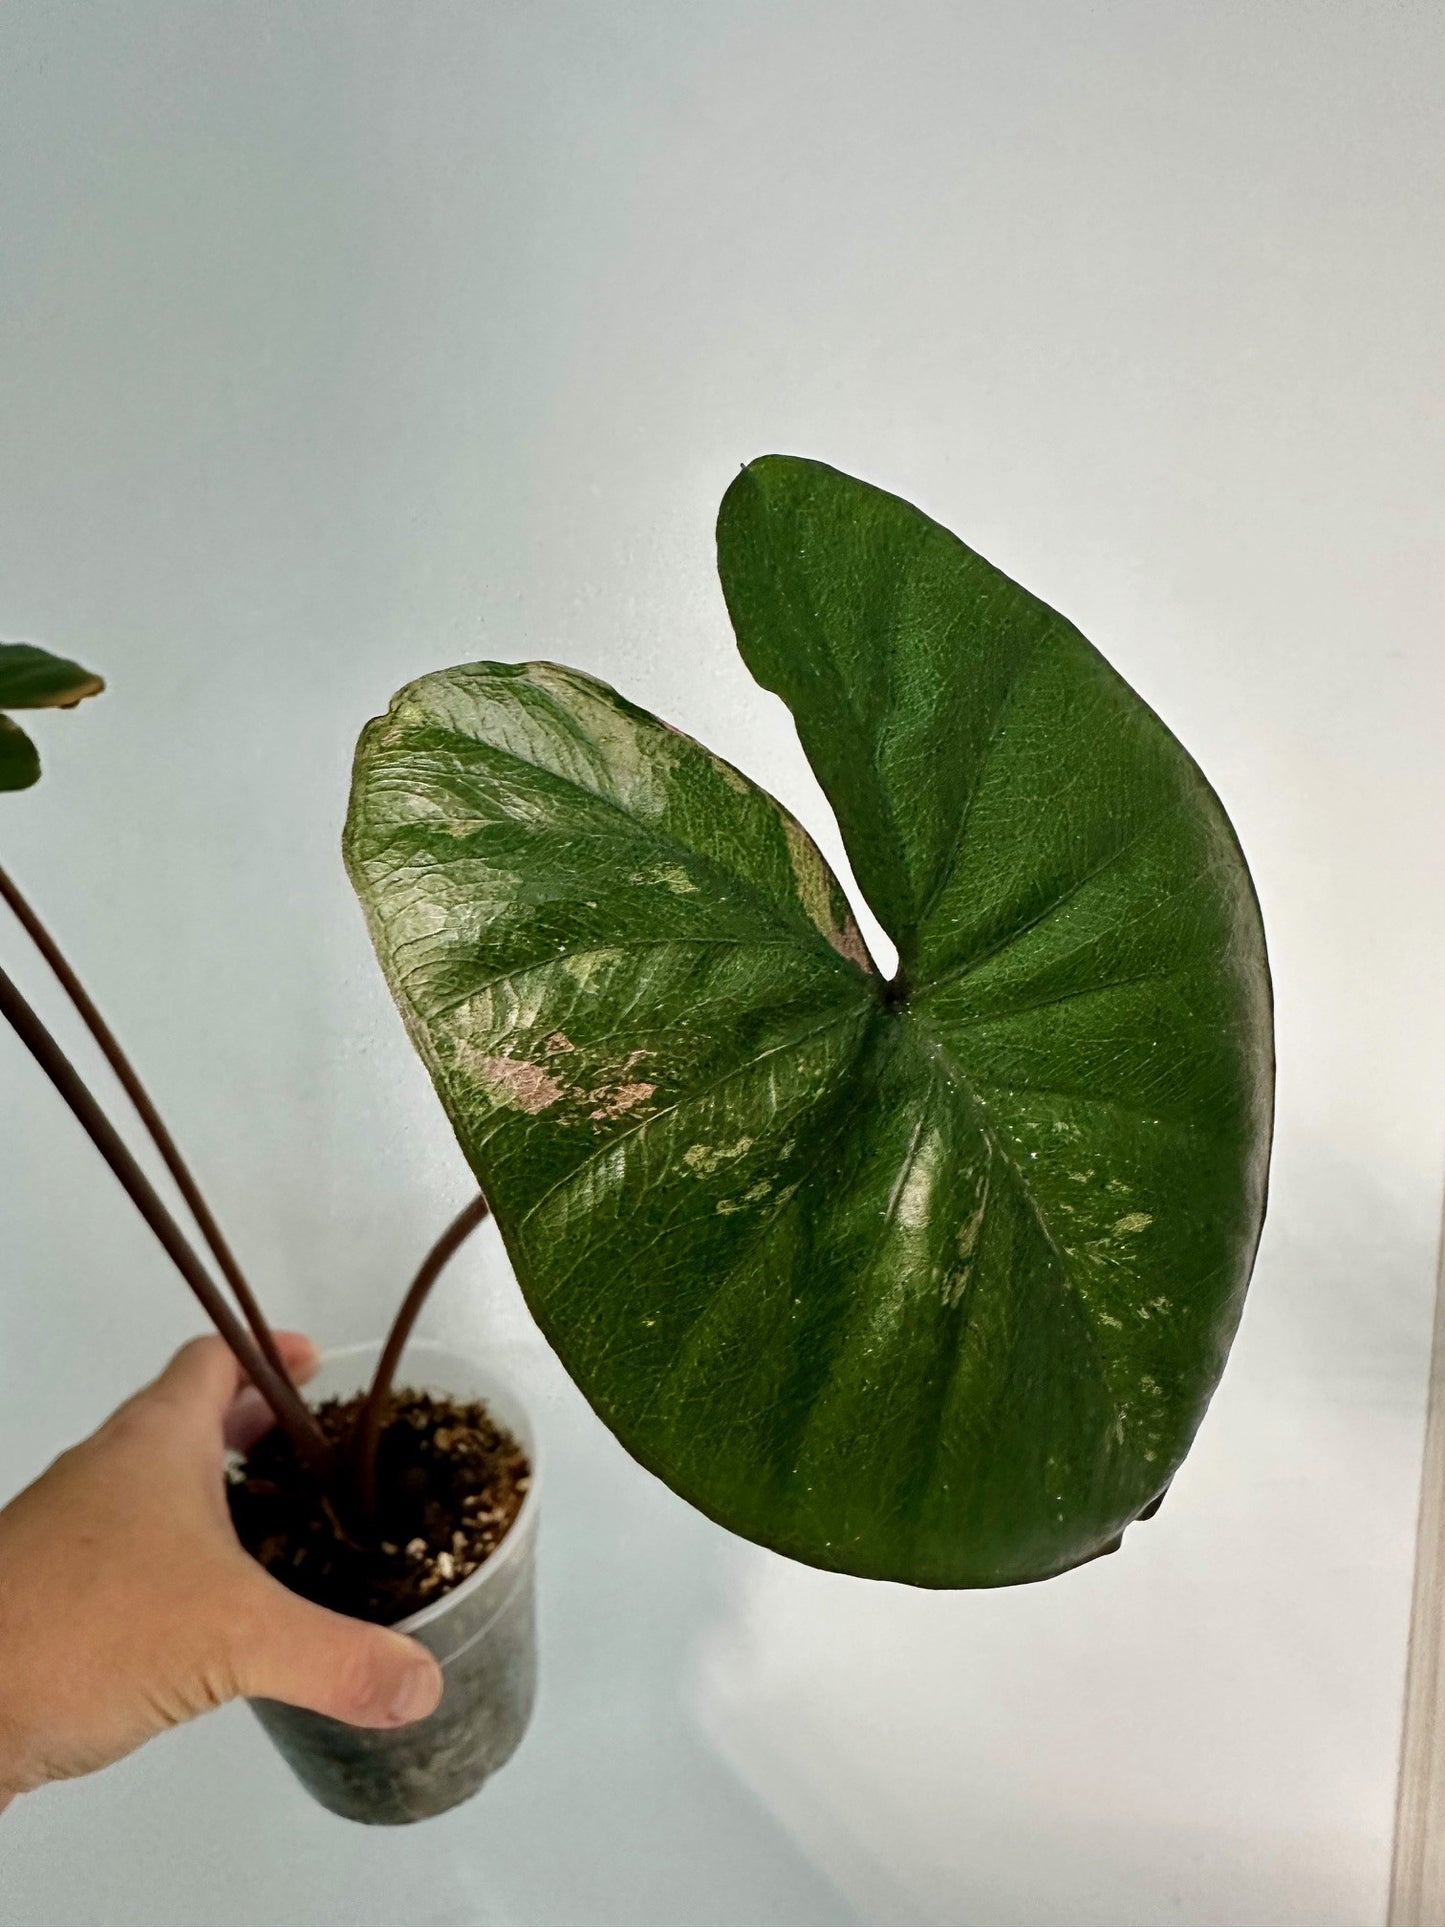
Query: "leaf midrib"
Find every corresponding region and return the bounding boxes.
[901,1008,1122,1417]
[409,936,821,1028]
[369,706,873,982]
[908,596,1051,942]
[514,995,874,1236]
[909,798,1192,1002]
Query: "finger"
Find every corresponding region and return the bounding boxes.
[271,1332,322,1387]
[146,1334,245,1421]
[230,1572,444,1728]
[222,1334,321,1453]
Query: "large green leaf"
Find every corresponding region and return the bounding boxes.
[345,459,1272,1587]
[0,642,104,710]
[0,716,41,791]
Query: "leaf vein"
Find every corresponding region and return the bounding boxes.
[516,1003,868,1233]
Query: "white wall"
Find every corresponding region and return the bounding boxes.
[1,4,1443,1922]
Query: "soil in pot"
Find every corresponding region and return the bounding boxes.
[227,1389,530,1622]
[228,1385,538,1826]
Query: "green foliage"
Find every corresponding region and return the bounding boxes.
[0,717,42,792]
[345,457,1273,1586]
[0,642,105,790]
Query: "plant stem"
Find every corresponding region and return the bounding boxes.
[351,1192,491,1521]
[0,862,290,1385]
[0,960,334,1476]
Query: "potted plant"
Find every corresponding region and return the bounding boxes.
[1,455,1272,1808]
[0,651,538,1825]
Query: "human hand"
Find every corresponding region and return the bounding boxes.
[0,1333,443,1807]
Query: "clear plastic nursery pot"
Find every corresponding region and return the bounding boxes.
[248,1339,540,1826]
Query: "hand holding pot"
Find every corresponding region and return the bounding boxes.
[0,1333,443,1810]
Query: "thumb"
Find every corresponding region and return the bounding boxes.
[232,1571,443,1729]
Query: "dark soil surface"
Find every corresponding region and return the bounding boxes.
[227,1390,530,1625]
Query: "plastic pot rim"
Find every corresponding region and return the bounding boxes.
[311,1337,542,1640]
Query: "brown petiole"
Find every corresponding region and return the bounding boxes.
[0,865,491,1535]
[0,960,334,1476]
[0,863,292,1388]
[351,1192,492,1523]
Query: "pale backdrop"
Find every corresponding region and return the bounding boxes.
[2,4,1443,1922]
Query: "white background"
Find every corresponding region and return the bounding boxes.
[2,5,1444,1922]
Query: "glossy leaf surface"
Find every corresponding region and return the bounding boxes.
[346,460,1272,1585]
